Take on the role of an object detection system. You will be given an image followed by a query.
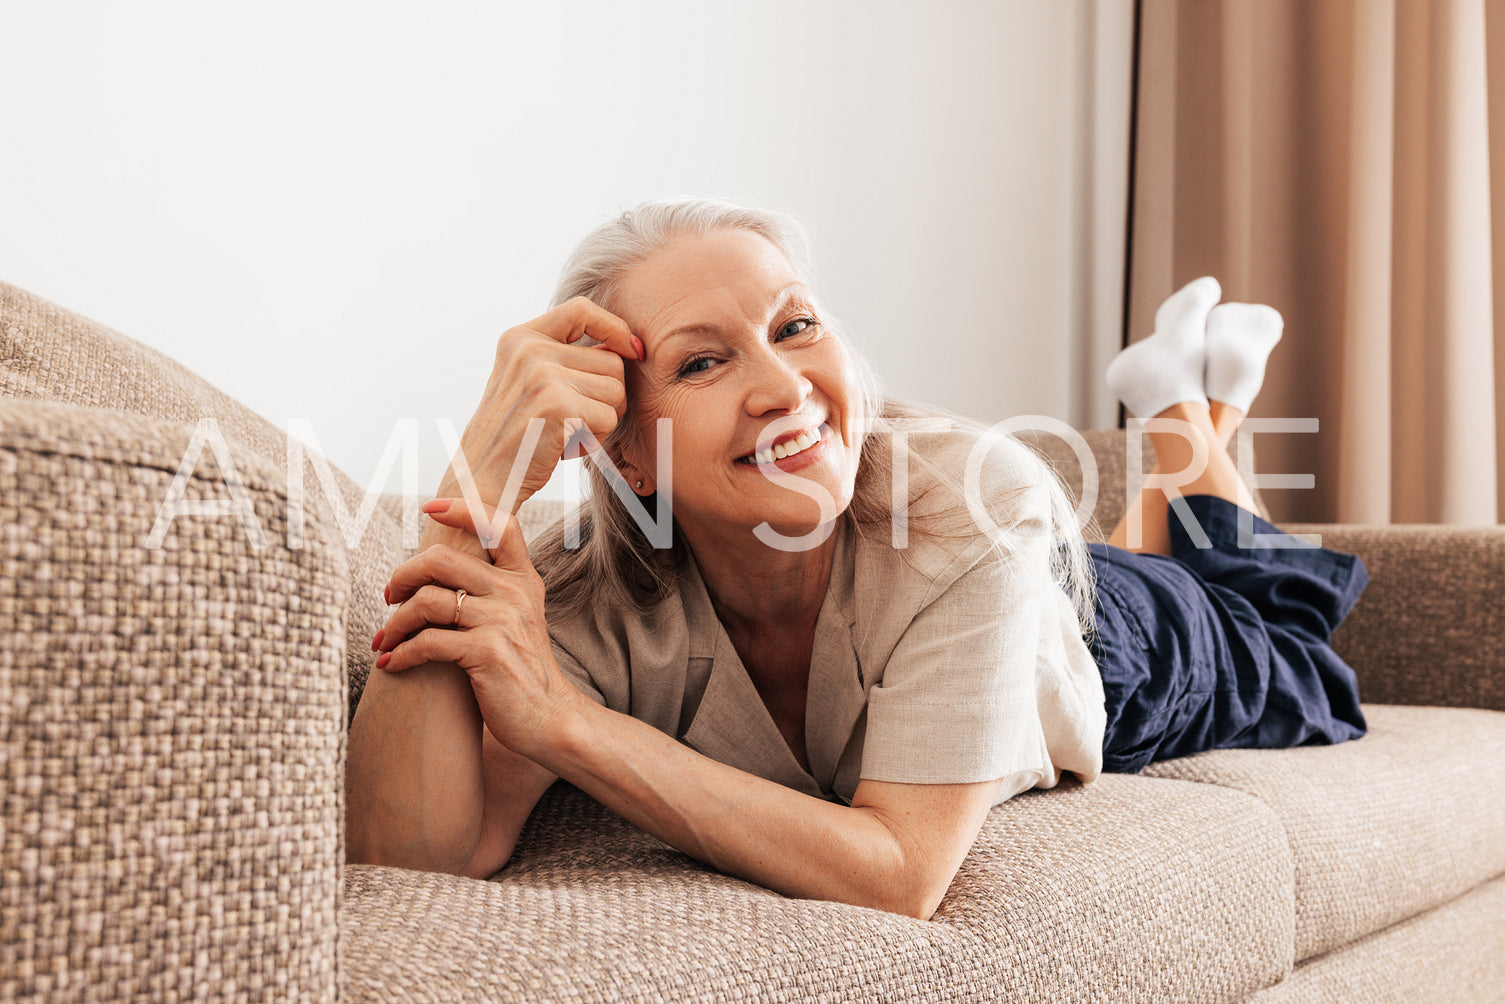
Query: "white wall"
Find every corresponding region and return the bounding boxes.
[0,0,1131,502]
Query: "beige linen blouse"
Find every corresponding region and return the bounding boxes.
[546,425,1107,807]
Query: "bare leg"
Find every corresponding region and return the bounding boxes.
[1207,399,1262,517]
[1107,401,1258,554]
[1208,400,1243,450]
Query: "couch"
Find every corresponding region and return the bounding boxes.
[3,278,1503,1002]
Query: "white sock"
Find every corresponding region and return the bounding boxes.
[1204,303,1283,414]
[1106,276,1221,419]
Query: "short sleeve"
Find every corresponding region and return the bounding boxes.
[859,482,1059,794]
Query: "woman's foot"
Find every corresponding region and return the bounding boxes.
[1204,302,1283,415]
[1105,276,1222,420]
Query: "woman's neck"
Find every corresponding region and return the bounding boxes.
[686,523,838,639]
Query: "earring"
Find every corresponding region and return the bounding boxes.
[635,480,644,490]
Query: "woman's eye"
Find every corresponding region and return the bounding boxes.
[676,319,816,378]
[778,317,817,341]
[678,355,716,377]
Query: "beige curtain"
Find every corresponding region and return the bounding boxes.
[1128,0,1505,524]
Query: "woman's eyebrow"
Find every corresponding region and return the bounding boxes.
[655,283,809,349]
[657,323,718,350]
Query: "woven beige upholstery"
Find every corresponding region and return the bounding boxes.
[1284,522,1505,712]
[1144,704,1505,960]
[1,279,403,725]
[1248,874,1505,1004]
[0,398,345,1001]
[5,278,1505,1002]
[343,773,1293,1002]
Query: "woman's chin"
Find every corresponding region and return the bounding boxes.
[743,497,850,548]
[754,514,835,538]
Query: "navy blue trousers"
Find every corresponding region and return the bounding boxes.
[1089,494,1369,774]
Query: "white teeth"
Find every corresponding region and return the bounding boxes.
[746,425,822,465]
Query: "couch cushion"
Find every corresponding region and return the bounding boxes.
[1247,872,1505,1004]
[341,773,1294,1003]
[0,279,404,722]
[1143,703,1505,961]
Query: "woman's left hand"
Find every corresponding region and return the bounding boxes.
[374,498,583,758]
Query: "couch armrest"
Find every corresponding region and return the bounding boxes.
[1284,522,1505,712]
[0,399,345,1000]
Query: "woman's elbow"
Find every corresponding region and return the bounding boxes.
[855,862,953,920]
[883,880,949,921]
[849,812,959,919]
[855,886,944,921]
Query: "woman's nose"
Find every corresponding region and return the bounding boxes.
[744,347,813,415]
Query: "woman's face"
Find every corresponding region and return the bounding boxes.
[611,228,864,548]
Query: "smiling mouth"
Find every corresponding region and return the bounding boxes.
[735,423,828,465]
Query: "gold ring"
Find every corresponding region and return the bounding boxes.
[453,588,467,627]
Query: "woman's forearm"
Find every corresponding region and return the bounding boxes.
[520,694,922,916]
[346,514,493,870]
[346,659,485,871]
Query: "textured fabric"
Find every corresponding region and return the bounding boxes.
[860,526,1102,798]
[1144,703,1505,961]
[1093,496,1368,772]
[341,773,1293,1004]
[0,279,407,724]
[543,425,1105,806]
[0,398,345,1001]
[1247,873,1505,1004]
[1283,521,1505,713]
[1167,500,1366,749]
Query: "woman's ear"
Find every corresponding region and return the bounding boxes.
[609,428,656,496]
[617,459,655,496]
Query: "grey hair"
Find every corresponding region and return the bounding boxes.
[530,196,1095,637]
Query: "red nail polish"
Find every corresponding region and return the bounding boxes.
[372,629,384,652]
[632,335,645,361]
[376,652,391,669]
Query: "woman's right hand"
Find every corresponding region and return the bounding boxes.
[436,296,642,518]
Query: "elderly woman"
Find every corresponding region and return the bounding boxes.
[346,199,1366,920]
